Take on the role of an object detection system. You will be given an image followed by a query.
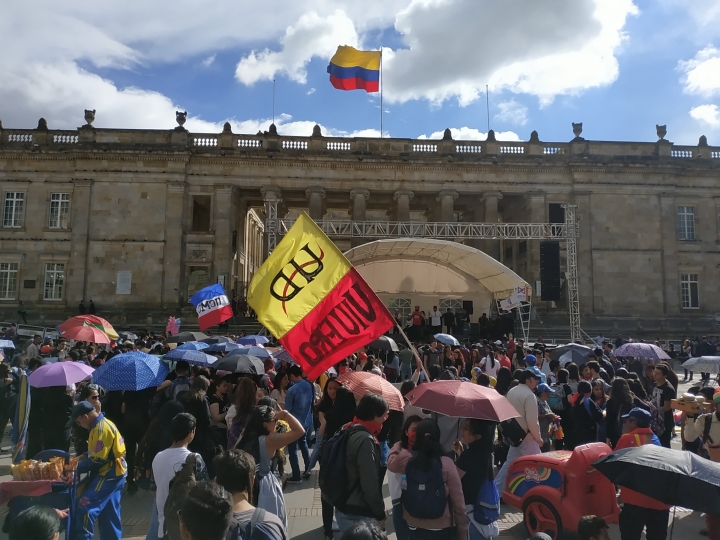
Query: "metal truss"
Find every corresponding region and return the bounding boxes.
[562,204,581,343]
[276,220,576,240]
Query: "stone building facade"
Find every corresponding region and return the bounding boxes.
[0,113,719,334]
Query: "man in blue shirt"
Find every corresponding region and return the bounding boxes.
[284,365,314,483]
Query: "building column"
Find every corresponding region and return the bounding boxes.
[214,184,234,289]
[349,189,370,221]
[393,190,414,221]
[482,191,503,259]
[66,179,92,303]
[163,181,186,306]
[660,192,679,315]
[437,190,458,222]
[575,192,594,314]
[527,192,545,295]
[306,186,326,220]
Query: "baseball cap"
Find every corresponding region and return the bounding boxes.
[536,383,555,394]
[520,369,540,382]
[524,354,538,366]
[621,407,652,427]
[66,400,95,428]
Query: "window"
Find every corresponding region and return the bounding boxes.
[504,246,513,260]
[439,299,462,314]
[518,241,527,254]
[677,206,695,241]
[3,193,24,228]
[681,274,699,309]
[191,196,212,232]
[0,263,18,300]
[388,298,412,321]
[43,263,65,300]
[48,193,70,229]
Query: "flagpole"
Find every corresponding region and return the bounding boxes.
[272,79,276,125]
[379,49,383,138]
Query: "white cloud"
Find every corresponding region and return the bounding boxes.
[235,11,359,85]
[417,127,521,141]
[679,47,720,97]
[383,0,637,106]
[494,100,528,125]
[202,54,216,67]
[690,104,720,128]
[307,88,316,95]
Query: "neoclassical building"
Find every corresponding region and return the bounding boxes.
[0,112,719,335]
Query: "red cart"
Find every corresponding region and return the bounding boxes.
[502,443,620,539]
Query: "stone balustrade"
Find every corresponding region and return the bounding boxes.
[1,117,719,163]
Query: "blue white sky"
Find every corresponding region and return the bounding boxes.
[3,0,720,144]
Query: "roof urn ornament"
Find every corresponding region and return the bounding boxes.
[656,124,667,140]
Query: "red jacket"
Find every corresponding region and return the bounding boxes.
[615,428,671,511]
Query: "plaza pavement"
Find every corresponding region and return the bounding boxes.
[0,373,709,539]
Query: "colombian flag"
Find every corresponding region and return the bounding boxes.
[327,46,381,93]
[248,213,394,379]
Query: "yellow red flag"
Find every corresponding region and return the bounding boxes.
[247,213,394,379]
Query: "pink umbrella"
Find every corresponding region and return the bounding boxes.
[28,362,94,388]
[336,371,404,412]
[406,380,520,422]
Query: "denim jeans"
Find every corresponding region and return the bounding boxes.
[400,364,412,381]
[144,502,160,540]
[392,502,410,540]
[494,437,541,493]
[308,438,322,471]
[335,510,379,534]
[288,432,310,480]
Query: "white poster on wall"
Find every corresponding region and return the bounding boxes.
[116,271,132,294]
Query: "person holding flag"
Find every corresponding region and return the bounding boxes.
[247,212,396,381]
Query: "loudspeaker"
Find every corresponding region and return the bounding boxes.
[463,300,474,315]
[540,241,561,301]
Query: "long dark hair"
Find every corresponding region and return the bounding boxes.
[567,363,580,382]
[316,378,340,414]
[610,378,633,408]
[574,380,592,411]
[136,400,186,469]
[233,377,257,417]
[494,367,512,395]
[323,386,356,441]
[412,419,443,471]
[464,419,496,481]
[237,405,274,463]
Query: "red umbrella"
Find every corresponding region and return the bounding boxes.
[336,371,404,412]
[406,380,519,422]
[60,326,111,345]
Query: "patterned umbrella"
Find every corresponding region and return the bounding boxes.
[92,351,169,391]
[683,356,720,375]
[237,335,269,346]
[176,341,210,351]
[614,343,670,362]
[12,372,30,464]
[228,346,272,359]
[207,342,242,353]
[337,371,404,411]
[58,315,119,340]
[164,348,218,367]
[28,362,94,388]
[61,325,112,344]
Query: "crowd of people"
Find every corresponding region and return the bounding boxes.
[1,327,719,540]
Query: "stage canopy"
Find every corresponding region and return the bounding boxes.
[344,239,531,299]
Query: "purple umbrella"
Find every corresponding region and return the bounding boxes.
[28,362,94,388]
[614,343,670,363]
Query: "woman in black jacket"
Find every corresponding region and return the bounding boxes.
[181,375,214,473]
[604,378,648,448]
[573,380,604,446]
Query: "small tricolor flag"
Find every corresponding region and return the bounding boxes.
[248,213,394,379]
[327,46,381,93]
[190,283,233,331]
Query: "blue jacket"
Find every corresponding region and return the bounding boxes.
[285,378,314,430]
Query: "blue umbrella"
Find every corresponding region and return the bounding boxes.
[164,348,217,367]
[92,351,169,391]
[238,335,269,346]
[228,346,272,359]
[207,342,242,353]
[434,333,460,346]
[176,341,210,351]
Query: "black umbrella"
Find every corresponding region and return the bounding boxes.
[201,336,232,345]
[167,331,209,343]
[368,335,399,352]
[213,354,265,375]
[593,445,720,515]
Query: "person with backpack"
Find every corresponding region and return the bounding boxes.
[178,482,234,540]
[167,361,192,401]
[387,418,468,540]
[387,415,423,540]
[214,449,288,540]
[237,405,306,529]
[327,393,389,533]
[152,412,209,540]
[453,418,499,540]
[572,381,604,446]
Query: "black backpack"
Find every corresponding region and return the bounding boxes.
[499,418,528,447]
[319,427,351,508]
[226,508,280,540]
[401,456,447,520]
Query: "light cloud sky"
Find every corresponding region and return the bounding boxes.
[418,127,521,141]
[679,46,720,97]
[495,100,528,126]
[690,104,720,128]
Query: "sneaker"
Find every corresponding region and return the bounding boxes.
[286,478,303,484]
[302,471,312,480]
